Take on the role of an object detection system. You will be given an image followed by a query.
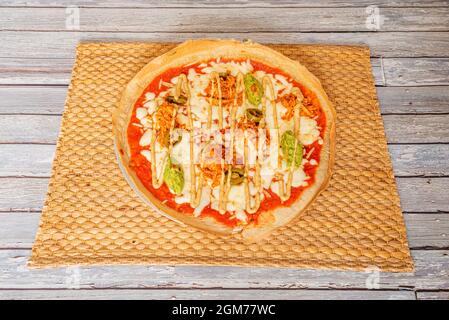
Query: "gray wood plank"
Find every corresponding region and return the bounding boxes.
[378,87,449,114]
[0,144,56,177]
[383,115,449,144]
[3,57,448,87]
[0,57,380,85]
[1,0,448,8]
[388,144,449,177]
[1,8,448,32]
[0,177,447,213]
[0,178,48,211]
[0,86,68,115]
[404,214,449,249]
[397,178,449,213]
[0,115,61,144]
[1,114,448,144]
[0,288,415,300]
[0,56,364,86]
[0,212,40,248]
[0,58,73,85]
[2,32,449,59]
[2,144,448,178]
[1,212,447,249]
[2,86,448,115]
[0,249,447,290]
[384,58,449,86]
[417,291,449,300]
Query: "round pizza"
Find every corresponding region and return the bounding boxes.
[112,39,336,241]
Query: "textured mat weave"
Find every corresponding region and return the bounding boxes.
[29,42,414,271]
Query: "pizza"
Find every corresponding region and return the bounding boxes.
[112,39,336,241]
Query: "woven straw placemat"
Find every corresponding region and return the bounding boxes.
[28,42,414,271]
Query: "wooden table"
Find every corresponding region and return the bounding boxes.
[0,0,448,300]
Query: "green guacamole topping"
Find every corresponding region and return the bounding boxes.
[244,73,263,106]
[163,158,184,195]
[281,130,303,168]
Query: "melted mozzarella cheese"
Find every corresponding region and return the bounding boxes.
[291,168,307,188]
[136,107,148,120]
[140,150,151,162]
[146,142,167,179]
[175,193,189,204]
[171,132,190,165]
[274,74,293,93]
[260,165,275,189]
[193,186,211,216]
[235,210,247,222]
[201,60,253,77]
[190,95,209,123]
[139,129,152,147]
[145,92,155,101]
[270,168,309,195]
[270,182,281,198]
[227,184,246,211]
[144,59,323,217]
[144,100,157,114]
[299,117,320,145]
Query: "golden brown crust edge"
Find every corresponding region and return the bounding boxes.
[112,39,336,241]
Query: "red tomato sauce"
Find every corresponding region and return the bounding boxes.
[127,58,326,228]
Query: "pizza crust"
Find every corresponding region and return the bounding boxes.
[112,39,336,241]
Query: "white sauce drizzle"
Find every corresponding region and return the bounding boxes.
[147,61,310,215]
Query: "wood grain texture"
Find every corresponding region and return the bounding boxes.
[396,178,449,213]
[0,289,416,300]
[0,86,68,115]
[3,57,448,87]
[383,58,449,86]
[1,212,447,249]
[0,249,448,290]
[2,32,449,59]
[383,115,449,143]
[2,114,448,144]
[417,291,449,300]
[0,57,382,86]
[1,8,448,32]
[0,115,61,143]
[2,86,448,115]
[404,214,449,249]
[1,177,447,213]
[2,144,448,178]
[0,178,48,211]
[1,0,448,8]
[0,212,41,248]
[388,144,449,177]
[0,58,73,85]
[0,0,448,298]
[377,87,449,114]
[0,144,56,177]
